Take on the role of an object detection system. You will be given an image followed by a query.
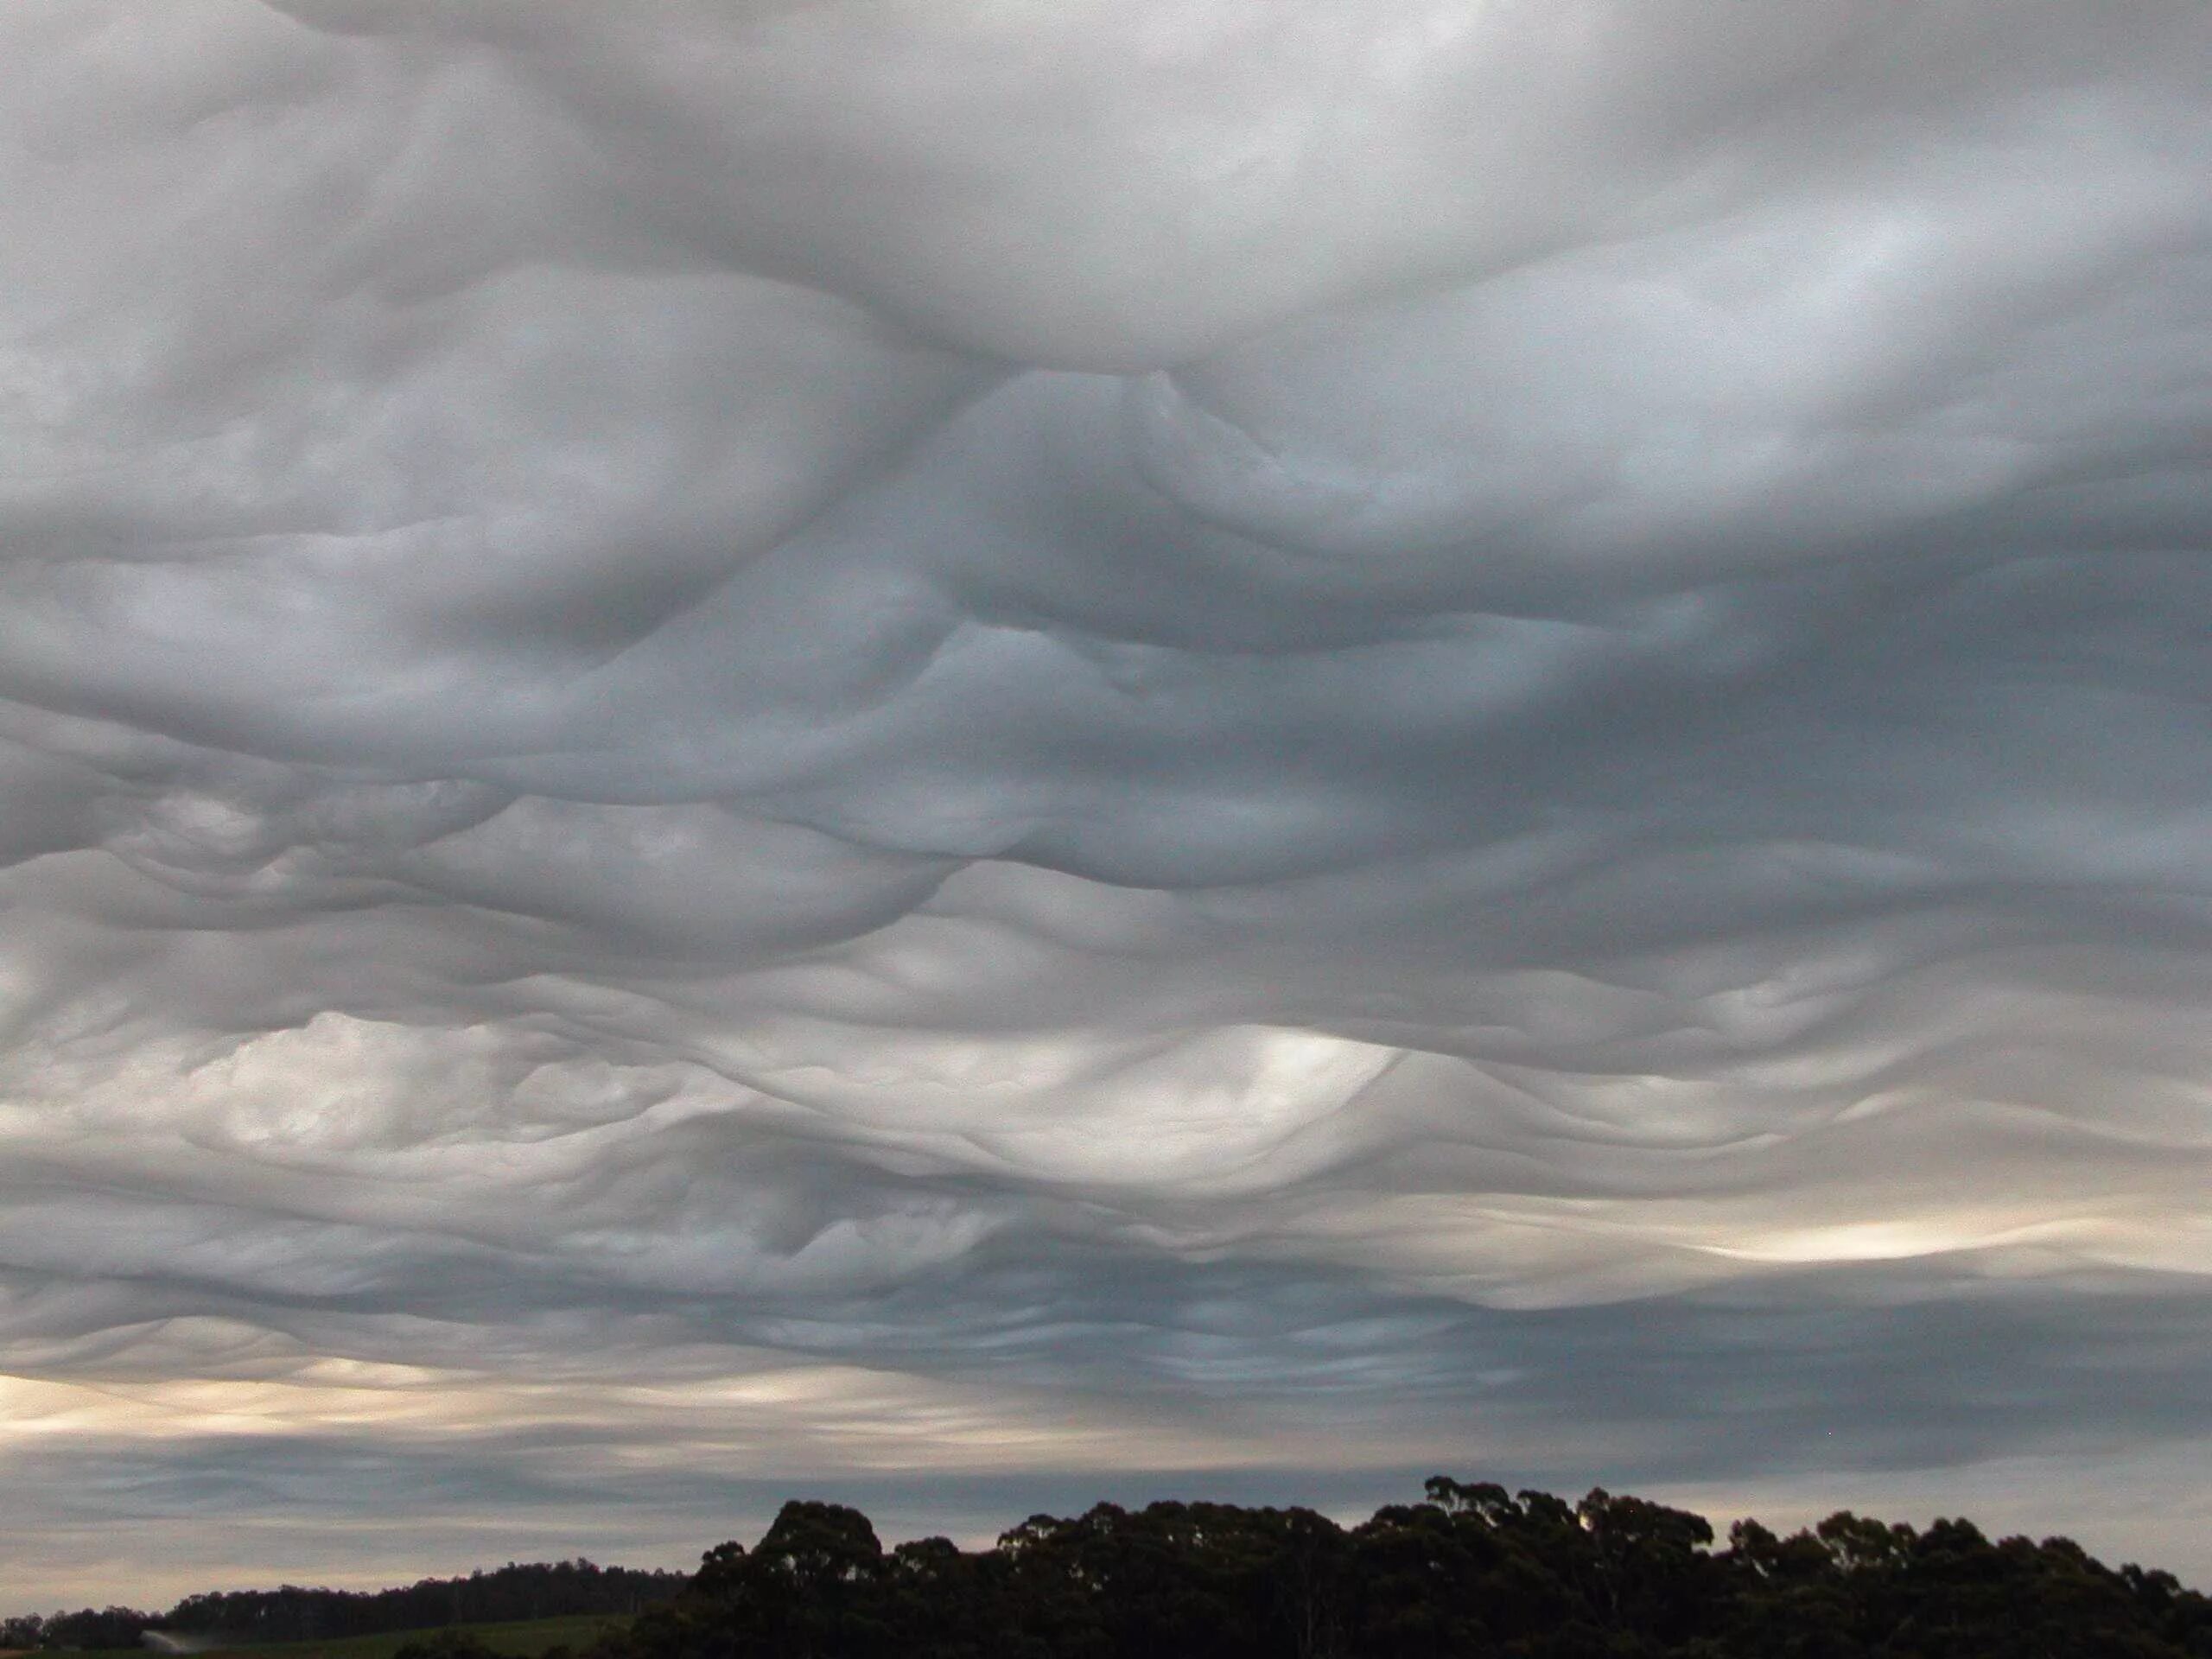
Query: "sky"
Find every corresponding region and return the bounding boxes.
[3,0,2211,1611]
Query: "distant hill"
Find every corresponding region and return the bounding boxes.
[3,1563,677,1654]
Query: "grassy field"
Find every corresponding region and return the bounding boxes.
[55,1614,631,1659]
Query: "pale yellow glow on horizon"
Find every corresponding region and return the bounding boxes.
[0,1353,1443,1478]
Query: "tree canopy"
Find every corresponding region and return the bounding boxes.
[10,1481,2209,1658]
[601,1481,2212,1659]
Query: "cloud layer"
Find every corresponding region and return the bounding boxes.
[3,0,2209,1604]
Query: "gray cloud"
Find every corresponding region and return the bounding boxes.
[3,0,2209,1606]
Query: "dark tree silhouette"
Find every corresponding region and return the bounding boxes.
[14,1482,2212,1658]
[606,1480,2212,1659]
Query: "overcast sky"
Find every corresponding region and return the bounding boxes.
[4,0,2211,1610]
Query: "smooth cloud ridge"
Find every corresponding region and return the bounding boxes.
[2,0,2209,1605]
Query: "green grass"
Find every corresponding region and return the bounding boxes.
[57,1614,632,1659]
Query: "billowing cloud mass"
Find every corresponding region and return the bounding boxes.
[3,0,2211,1605]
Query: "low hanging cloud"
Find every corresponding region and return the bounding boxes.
[3,0,2210,1605]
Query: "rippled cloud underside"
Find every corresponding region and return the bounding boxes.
[3,0,2211,1604]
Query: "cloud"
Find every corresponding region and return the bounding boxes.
[2,0,2209,1605]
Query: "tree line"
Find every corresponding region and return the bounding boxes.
[2,1560,682,1652]
[589,1478,2212,1659]
[11,1478,2211,1657]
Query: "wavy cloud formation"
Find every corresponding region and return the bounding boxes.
[3,0,2209,1603]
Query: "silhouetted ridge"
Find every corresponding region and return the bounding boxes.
[3,1560,682,1652]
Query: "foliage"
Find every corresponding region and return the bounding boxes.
[7,1563,677,1653]
[607,1481,2212,1659]
[158,1560,679,1648]
[12,1482,2212,1657]
[0,1610,158,1653]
